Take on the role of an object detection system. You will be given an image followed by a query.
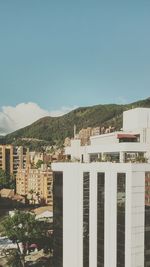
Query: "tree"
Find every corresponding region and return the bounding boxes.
[3,249,22,267]
[2,211,50,266]
[36,160,44,169]
[0,169,9,188]
[0,169,15,189]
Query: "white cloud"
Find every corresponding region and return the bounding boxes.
[0,102,77,135]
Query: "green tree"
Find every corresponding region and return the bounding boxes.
[36,160,44,169]
[5,249,22,267]
[0,169,9,188]
[0,169,15,189]
[2,211,50,266]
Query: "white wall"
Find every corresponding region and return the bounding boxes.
[65,139,89,162]
[87,142,148,154]
[123,108,150,131]
[65,139,81,160]
[90,133,119,146]
[52,163,83,267]
[126,170,145,267]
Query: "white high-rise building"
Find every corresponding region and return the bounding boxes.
[52,108,150,267]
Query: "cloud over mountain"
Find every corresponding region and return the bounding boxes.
[0,102,77,135]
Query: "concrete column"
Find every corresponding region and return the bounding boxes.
[125,171,145,267]
[98,153,101,161]
[105,169,117,267]
[101,153,105,161]
[120,151,125,163]
[89,170,97,267]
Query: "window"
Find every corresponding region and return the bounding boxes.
[145,172,150,267]
[97,173,105,267]
[117,173,126,267]
[83,172,90,267]
[53,172,63,267]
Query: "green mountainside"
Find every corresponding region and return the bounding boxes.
[3,97,150,147]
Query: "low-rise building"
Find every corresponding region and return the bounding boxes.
[32,206,53,221]
[0,188,14,198]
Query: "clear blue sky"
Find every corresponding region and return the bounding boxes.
[0,0,150,110]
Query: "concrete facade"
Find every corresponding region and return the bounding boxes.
[52,162,150,267]
[16,165,53,205]
[0,145,27,176]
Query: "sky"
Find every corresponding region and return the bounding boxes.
[0,0,150,134]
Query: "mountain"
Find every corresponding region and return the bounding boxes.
[3,97,150,147]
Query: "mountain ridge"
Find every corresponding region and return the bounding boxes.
[3,97,150,147]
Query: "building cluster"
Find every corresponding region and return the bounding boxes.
[0,145,28,177]
[15,149,53,206]
[30,148,64,166]
[2,107,150,266]
[64,125,115,146]
[52,107,150,267]
[0,145,54,206]
[65,108,150,164]
[16,164,53,205]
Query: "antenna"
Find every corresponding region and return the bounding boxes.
[74,125,76,139]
